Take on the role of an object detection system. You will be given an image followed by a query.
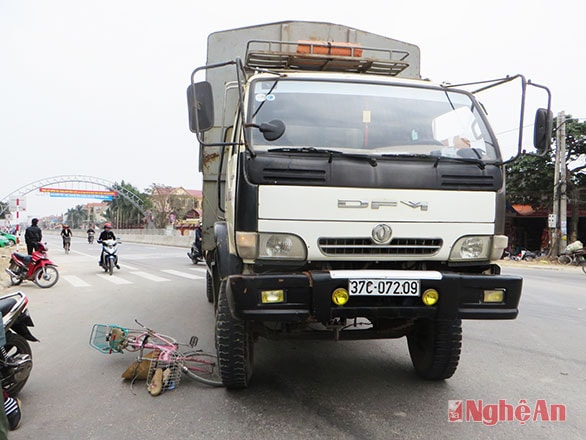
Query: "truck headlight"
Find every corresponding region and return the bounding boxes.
[236,232,306,260]
[259,233,306,260]
[449,236,491,261]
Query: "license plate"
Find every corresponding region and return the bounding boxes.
[348,279,420,296]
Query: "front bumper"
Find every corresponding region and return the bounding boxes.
[224,269,522,322]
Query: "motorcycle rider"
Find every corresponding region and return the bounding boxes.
[195,223,202,257]
[97,223,119,269]
[187,223,203,263]
[87,225,95,243]
[24,218,42,255]
[60,224,73,251]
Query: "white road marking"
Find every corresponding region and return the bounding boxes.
[117,264,139,270]
[189,267,206,273]
[62,276,91,287]
[161,269,204,280]
[131,271,170,282]
[99,275,133,285]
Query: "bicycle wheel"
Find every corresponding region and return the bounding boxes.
[581,260,586,274]
[181,350,223,387]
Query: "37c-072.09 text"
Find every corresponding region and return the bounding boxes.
[348,279,420,296]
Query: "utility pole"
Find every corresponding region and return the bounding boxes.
[552,111,567,256]
[559,111,568,253]
[551,114,560,256]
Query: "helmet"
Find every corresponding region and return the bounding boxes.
[104,223,112,229]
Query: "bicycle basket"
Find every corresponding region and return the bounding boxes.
[89,324,129,354]
[147,353,183,395]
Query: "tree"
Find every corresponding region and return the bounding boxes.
[103,181,149,229]
[505,114,586,243]
[505,153,555,207]
[146,184,197,228]
[146,184,174,228]
[65,205,87,228]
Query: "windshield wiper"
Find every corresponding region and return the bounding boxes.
[381,152,498,170]
[381,153,435,159]
[267,147,378,167]
[430,155,492,170]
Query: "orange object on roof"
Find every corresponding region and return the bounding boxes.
[296,40,363,57]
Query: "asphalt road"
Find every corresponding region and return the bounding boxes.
[5,236,585,440]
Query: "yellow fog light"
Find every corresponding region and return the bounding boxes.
[483,290,504,303]
[332,288,349,306]
[261,290,284,303]
[422,289,439,306]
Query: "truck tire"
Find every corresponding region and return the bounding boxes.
[206,272,214,303]
[407,318,462,380]
[215,280,254,389]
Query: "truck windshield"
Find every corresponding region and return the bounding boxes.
[249,78,499,161]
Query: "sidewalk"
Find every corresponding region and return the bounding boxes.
[498,257,584,272]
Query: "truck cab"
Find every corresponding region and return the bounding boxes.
[187,21,552,389]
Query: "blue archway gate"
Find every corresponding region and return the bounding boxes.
[0,175,152,227]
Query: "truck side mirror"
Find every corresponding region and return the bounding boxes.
[187,81,214,133]
[245,119,286,141]
[259,120,286,141]
[533,108,553,152]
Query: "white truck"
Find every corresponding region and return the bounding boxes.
[187,21,552,389]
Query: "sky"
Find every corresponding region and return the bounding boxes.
[1,0,585,219]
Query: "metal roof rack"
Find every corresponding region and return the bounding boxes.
[245,40,410,76]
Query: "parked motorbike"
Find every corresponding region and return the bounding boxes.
[502,248,538,262]
[99,238,120,275]
[518,249,538,261]
[187,241,202,264]
[0,291,38,397]
[5,242,59,288]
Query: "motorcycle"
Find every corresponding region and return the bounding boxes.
[502,248,538,262]
[187,241,202,264]
[5,242,60,288]
[99,238,120,275]
[518,249,538,261]
[87,232,95,244]
[62,236,71,254]
[0,291,38,397]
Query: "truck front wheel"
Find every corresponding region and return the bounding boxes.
[206,272,214,303]
[215,280,254,389]
[407,318,462,380]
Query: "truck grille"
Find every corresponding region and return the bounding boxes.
[261,167,327,183]
[318,237,442,256]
